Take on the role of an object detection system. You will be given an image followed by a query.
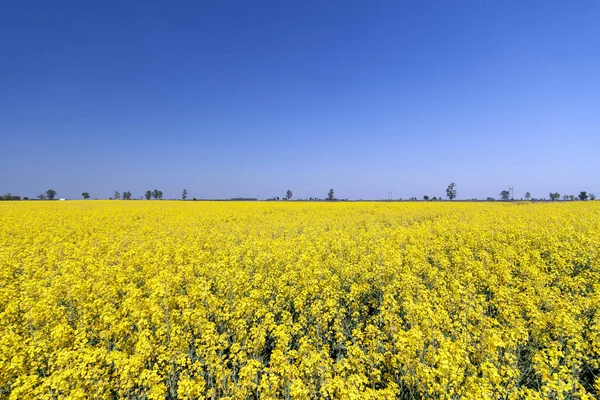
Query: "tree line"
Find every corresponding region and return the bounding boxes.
[1,183,597,202]
[497,190,595,202]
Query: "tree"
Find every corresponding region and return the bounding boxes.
[114,191,121,200]
[123,191,132,200]
[563,194,569,201]
[286,190,293,200]
[328,189,335,201]
[46,189,56,200]
[590,193,596,200]
[82,192,90,199]
[579,191,588,201]
[182,189,188,200]
[38,193,46,200]
[549,192,560,201]
[152,190,159,200]
[500,190,510,201]
[145,190,152,200]
[423,195,430,201]
[525,192,531,200]
[157,190,163,200]
[446,183,457,200]
[569,194,576,201]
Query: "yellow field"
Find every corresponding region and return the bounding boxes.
[1,201,599,399]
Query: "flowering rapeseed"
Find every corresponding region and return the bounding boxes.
[1,200,599,399]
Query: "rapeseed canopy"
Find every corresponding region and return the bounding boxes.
[1,201,599,399]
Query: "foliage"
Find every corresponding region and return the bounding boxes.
[549,192,561,201]
[45,189,56,200]
[152,190,163,200]
[579,191,589,201]
[81,192,90,200]
[0,193,20,201]
[446,182,457,200]
[500,190,510,201]
[328,189,335,201]
[1,201,600,399]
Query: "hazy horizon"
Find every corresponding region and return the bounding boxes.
[2,1,599,200]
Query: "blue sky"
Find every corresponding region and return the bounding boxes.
[1,1,598,200]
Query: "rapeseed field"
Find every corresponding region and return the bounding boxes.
[1,201,599,399]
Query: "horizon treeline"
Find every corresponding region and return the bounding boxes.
[1,184,596,203]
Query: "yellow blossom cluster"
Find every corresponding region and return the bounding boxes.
[1,200,599,399]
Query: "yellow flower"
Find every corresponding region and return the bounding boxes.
[0,200,598,398]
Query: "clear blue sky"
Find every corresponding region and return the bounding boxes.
[1,1,598,200]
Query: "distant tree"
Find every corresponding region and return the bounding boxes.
[423,195,430,201]
[286,190,293,200]
[38,193,46,200]
[500,190,510,201]
[192,197,197,201]
[114,191,121,200]
[328,189,335,201]
[568,194,576,201]
[579,191,588,201]
[276,197,280,201]
[157,190,163,200]
[563,194,569,201]
[123,191,132,200]
[590,193,596,200]
[549,192,560,201]
[145,190,152,200]
[525,192,531,200]
[487,197,495,201]
[152,190,159,200]
[23,197,29,200]
[446,183,457,200]
[182,189,188,200]
[46,189,56,200]
[82,192,90,199]
[432,196,437,201]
